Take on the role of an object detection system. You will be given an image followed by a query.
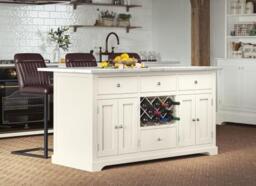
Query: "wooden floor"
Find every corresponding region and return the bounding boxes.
[0,124,255,186]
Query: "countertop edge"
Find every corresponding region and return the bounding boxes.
[38,66,221,74]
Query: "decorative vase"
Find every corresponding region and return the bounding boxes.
[53,45,61,63]
[246,2,254,14]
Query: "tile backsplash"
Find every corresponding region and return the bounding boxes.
[0,0,152,62]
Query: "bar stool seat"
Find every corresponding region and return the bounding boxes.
[11,53,53,159]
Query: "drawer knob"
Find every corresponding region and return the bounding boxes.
[197,118,200,122]
[157,82,161,86]
[116,83,121,88]
[192,119,196,122]
[157,138,162,142]
[194,80,198,84]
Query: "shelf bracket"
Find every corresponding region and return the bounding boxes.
[73,3,77,10]
[126,6,130,12]
[72,26,77,32]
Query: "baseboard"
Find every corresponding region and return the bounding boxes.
[217,110,256,125]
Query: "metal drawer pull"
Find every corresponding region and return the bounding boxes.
[116,83,121,88]
[197,118,200,122]
[157,138,162,142]
[115,125,123,129]
[194,80,198,84]
[157,82,161,86]
[192,119,196,122]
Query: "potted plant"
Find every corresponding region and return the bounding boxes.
[48,27,71,62]
[99,10,116,26]
[117,13,131,27]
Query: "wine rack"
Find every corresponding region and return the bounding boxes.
[140,96,180,127]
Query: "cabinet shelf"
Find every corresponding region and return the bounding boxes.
[69,25,142,33]
[227,36,256,39]
[70,1,142,11]
[227,14,256,17]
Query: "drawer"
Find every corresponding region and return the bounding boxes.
[97,77,138,95]
[141,127,177,152]
[178,74,213,91]
[141,76,177,93]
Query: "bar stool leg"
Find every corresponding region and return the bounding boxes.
[44,94,48,159]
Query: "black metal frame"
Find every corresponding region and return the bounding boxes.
[11,94,52,159]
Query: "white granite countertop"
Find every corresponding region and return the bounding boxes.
[38,66,221,74]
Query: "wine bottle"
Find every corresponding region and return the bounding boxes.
[141,99,150,109]
[147,107,155,118]
[152,99,161,109]
[170,115,180,121]
[141,114,150,124]
[165,98,180,107]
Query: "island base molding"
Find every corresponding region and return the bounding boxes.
[217,111,256,125]
[52,146,218,172]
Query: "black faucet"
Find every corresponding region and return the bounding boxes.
[105,32,120,53]
[99,32,120,62]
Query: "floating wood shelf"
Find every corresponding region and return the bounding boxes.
[0,0,69,5]
[70,1,142,12]
[69,25,142,33]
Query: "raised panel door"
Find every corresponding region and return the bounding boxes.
[97,100,118,157]
[176,95,196,147]
[241,65,256,111]
[196,94,213,145]
[218,64,241,110]
[118,99,139,154]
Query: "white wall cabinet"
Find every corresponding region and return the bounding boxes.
[177,94,213,147]
[51,69,218,172]
[97,99,138,157]
[217,59,256,125]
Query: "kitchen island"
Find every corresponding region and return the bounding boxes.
[39,66,219,172]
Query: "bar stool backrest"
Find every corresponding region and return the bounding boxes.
[66,53,97,67]
[14,53,50,89]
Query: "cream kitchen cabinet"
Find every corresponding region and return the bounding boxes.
[42,66,219,172]
[217,59,256,125]
[97,98,138,157]
[177,94,213,147]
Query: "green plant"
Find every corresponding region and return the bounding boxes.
[100,10,116,19]
[250,27,256,36]
[118,14,131,21]
[48,27,71,51]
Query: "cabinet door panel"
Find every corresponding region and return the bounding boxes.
[241,66,256,111]
[118,99,138,154]
[218,64,241,109]
[97,100,118,157]
[196,95,213,145]
[176,95,196,147]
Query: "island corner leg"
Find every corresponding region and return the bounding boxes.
[204,147,218,156]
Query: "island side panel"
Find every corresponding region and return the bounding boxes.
[52,73,95,171]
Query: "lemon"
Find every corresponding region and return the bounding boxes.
[114,56,122,63]
[99,61,109,68]
[121,53,129,59]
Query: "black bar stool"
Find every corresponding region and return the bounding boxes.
[11,53,53,159]
[65,53,97,67]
